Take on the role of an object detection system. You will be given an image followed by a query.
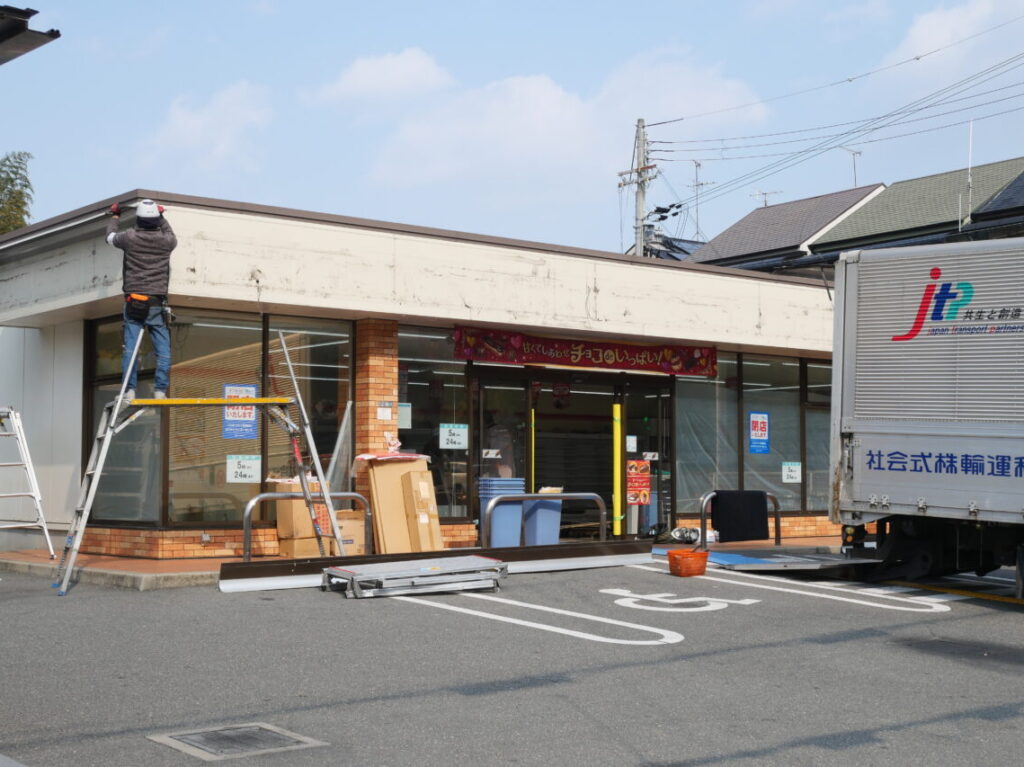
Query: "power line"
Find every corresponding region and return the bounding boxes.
[653,102,1024,162]
[649,83,1024,152]
[651,91,1024,156]
[647,12,1024,127]
[650,79,1024,144]
[671,51,1024,208]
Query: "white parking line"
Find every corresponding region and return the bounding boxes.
[395,592,685,645]
[910,592,973,602]
[854,586,919,596]
[628,564,952,613]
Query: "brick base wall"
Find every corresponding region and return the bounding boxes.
[441,523,478,549]
[81,527,279,559]
[81,516,841,560]
[675,513,842,539]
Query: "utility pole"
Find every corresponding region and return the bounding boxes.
[618,118,657,257]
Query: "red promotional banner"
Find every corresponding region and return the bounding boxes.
[453,327,716,376]
[626,460,651,505]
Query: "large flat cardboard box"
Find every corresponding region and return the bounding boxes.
[402,470,444,552]
[364,457,428,554]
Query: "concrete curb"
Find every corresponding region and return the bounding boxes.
[0,558,219,591]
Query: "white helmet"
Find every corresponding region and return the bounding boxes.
[135,199,160,219]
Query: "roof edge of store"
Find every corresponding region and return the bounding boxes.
[0,188,831,289]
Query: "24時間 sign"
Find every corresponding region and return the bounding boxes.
[453,327,716,376]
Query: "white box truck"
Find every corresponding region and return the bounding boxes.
[830,239,1024,597]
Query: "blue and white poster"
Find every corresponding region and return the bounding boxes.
[223,384,258,439]
[749,411,770,454]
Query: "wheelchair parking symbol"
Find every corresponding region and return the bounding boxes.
[601,588,760,612]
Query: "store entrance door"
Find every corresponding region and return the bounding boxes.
[531,379,615,539]
[472,368,674,542]
[623,382,673,536]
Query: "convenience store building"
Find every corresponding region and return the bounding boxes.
[0,191,834,557]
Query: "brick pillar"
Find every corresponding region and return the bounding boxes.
[354,319,399,498]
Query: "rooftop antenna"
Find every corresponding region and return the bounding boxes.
[961,120,974,232]
[967,119,974,217]
[751,189,782,207]
[838,146,862,187]
[687,160,715,239]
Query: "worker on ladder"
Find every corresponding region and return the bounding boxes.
[106,199,176,402]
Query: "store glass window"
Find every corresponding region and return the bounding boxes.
[88,312,353,526]
[267,318,353,481]
[805,360,832,510]
[167,310,262,523]
[806,361,832,405]
[90,319,162,522]
[743,356,801,510]
[398,328,469,518]
[675,353,739,513]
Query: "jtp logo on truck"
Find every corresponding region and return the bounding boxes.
[891,267,974,341]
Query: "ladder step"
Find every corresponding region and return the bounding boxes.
[0,432,17,437]
[0,492,35,499]
[0,462,28,468]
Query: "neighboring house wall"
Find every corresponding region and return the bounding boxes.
[0,322,82,544]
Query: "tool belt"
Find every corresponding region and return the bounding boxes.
[124,293,159,322]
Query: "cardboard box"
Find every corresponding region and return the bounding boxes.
[364,457,428,554]
[401,470,443,552]
[271,481,345,539]
[335,510,367,556]
[278,536,331,559]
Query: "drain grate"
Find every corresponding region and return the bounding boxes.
[148,723,327,761]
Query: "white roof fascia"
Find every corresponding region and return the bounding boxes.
[798,184,887,253]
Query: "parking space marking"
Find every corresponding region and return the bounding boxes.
[395,593,685,645]
[599,589,760,612]
[628,565,952,613]
[909,592,973,602]
[885,580,1024,607]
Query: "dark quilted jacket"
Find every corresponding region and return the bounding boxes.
[107,216,177,295]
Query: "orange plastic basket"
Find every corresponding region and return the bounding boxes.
[667,549,709,577]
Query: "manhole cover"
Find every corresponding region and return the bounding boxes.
[148,723,327,761]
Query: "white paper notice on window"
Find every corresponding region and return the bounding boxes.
[626,435,638,453]
[782,461,802,483]
[227,455,260,484]
[398,402,412,429]
[440,423,468,450]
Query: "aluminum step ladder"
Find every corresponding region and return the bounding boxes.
[0,407,55,558]
[322,555,507,598]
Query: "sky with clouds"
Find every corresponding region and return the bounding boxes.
[7,0,1024,251]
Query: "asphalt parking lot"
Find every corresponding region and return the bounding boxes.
[2,561,1022,766]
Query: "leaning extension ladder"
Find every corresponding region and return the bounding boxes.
[0,407,55,558]
[53,329,346,595]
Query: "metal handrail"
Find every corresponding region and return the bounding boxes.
[242,491,371,561]
[697,490,781,551]
[481,492,607,548]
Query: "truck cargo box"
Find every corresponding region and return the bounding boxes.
[831,238,1024,528]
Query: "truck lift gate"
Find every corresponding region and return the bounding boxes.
[650,546,881,572]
